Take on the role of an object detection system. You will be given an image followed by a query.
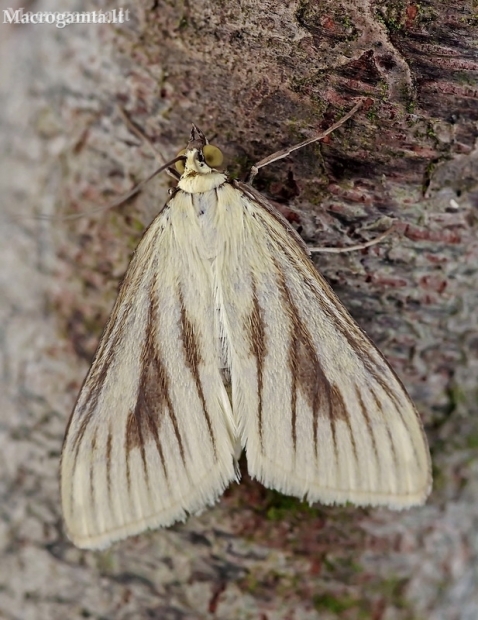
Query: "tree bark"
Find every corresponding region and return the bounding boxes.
[1,1,477,618]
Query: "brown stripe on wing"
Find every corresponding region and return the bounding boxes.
[355,385,379,467]
[132,353,177,484]
[300,257,422,469]
[367,373,423,469]
[89,427,98,506]
[331,384,359,465]
[68,304,132,464]
[67,246,158,458]
[62,295,139,524]
[289,337,298,452]
[260,223,407,403]
[124,292,192,496]
[288,336,327,456]
[124,294,187,492]
[245,276,268,452]
[370,387,399,472]
[273,259,344,463]
[264,230,423,468]
[106,425,113,499]
[364,370,423,472]
[178,290,217,458]
[125,406,149,491]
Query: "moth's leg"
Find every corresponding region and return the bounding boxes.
[247,99,363,184]
[309,223,397,254]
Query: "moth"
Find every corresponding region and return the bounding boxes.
[61,103,432,549]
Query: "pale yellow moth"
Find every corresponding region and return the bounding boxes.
[61,103,432,549]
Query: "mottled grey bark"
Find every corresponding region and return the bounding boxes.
[1,0,477,618]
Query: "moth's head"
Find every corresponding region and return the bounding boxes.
[175,124,224,176]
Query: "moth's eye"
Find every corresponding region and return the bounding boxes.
[175,149,187,173]
[203,144,223,168]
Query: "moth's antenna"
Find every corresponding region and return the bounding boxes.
[247,99,363,183]
[34,155,185,222]
[116,106,168,165]
[32,107,185,222]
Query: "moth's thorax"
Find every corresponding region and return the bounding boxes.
[178,170,227,193]
[177,148,227,194]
